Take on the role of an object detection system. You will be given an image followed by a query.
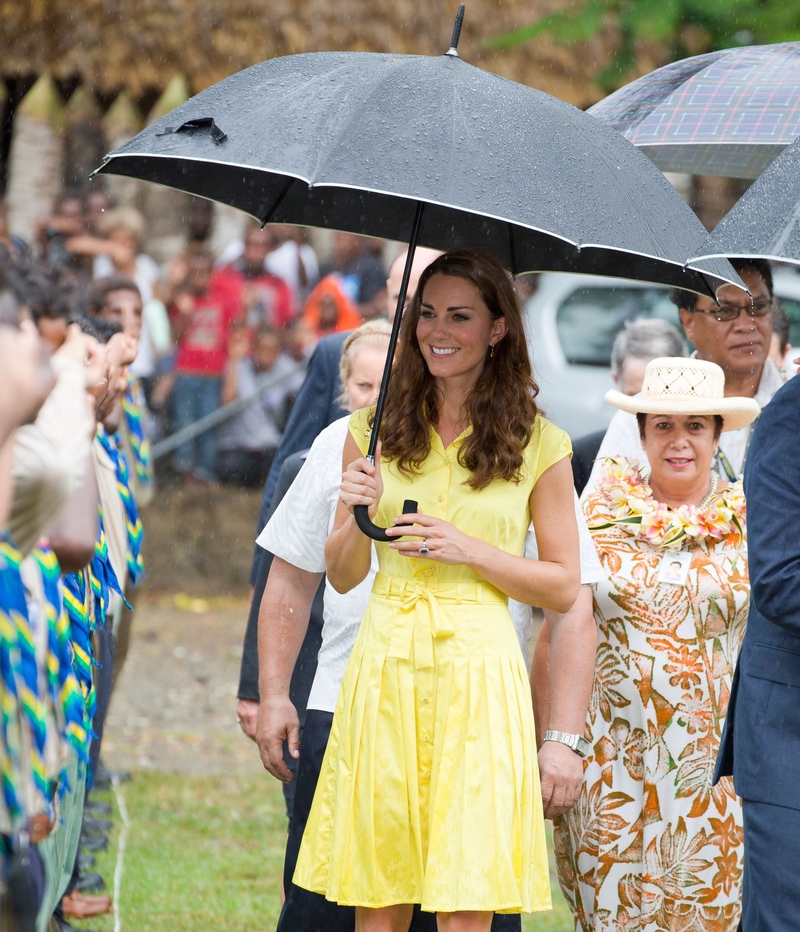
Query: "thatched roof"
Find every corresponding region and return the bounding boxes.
[1,0,621,108]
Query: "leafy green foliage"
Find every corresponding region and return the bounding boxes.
[486,0,800,91]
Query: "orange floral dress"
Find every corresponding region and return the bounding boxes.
[555,460,749,932]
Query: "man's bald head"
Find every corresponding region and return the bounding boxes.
[386,246,442,321]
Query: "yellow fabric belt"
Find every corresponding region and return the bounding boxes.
[371,572,506,669]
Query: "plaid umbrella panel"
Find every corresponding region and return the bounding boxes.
[590,43,800,179]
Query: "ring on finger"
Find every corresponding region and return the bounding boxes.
[419,542,430,555]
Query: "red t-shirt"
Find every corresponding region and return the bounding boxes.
[213,264,296,330]
[172,284,241,376]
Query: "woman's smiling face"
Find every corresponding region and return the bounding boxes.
[641,413,718,487]
[415,273,506,385]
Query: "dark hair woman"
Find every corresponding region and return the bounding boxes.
[294,248,582,932]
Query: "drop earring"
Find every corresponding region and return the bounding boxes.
[489,343,495,359]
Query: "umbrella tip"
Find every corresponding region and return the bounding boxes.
[445,4,465,57]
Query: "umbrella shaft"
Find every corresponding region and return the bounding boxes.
[367,200,425,459]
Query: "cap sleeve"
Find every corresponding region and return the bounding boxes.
[530,416,572,484]
[348,407,374,457]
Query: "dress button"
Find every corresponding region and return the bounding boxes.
[438,494,443,502]
[422,697,429,705]
[423,735,430,742]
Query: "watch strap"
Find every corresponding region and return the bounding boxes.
[543,729,590,758]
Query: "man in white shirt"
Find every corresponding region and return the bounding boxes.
[254,416,602,932]
[586,259,783,492]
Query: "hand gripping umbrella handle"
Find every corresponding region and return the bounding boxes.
[355,499,418,542]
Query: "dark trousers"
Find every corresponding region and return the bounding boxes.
[89,623,116,780]
[742,798,800,931]
[277,710,521,932]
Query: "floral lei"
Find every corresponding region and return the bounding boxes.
[589,456,746,551]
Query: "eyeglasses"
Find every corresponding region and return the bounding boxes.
[694,298,772,323]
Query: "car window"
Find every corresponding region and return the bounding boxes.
[556,287,685,366]
[776,295,800,348]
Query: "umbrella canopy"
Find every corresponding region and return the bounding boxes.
[688,135,800,267]
[589,42,800,179]
[95,49,738,296]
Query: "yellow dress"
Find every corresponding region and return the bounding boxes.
[293,407,571,913]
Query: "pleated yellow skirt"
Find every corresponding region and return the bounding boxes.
[293,572,552,914]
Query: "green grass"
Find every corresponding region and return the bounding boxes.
[85,772,572,931]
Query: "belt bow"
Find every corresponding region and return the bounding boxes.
[387,582,455,669]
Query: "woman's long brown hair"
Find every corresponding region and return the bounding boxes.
[376,248,540,490]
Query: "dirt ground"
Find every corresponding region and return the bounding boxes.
[103,595,266,774]
[104,484,267,774]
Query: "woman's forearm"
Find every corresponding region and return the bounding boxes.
[324,510,373,593]
[468,539,580,613]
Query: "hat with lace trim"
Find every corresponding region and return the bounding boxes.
[605,357,761,432]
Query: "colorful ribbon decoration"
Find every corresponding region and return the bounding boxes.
[0,536,26,826]
[121,375,154,496]
[62,510,124,740]
[95,425,145,587]
[31,545,89,763]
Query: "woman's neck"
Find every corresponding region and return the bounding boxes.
[433,375,476,447]
[649,471,714,509]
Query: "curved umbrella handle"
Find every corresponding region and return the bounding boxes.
[354,500,418,543]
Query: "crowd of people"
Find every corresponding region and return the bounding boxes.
[2,182,800,932]
[0,253,149,931]
[2,188,399,491]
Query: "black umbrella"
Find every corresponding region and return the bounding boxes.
[688,135,800,268]
[95,7,741,540]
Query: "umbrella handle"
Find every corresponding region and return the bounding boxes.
[354,500,418,543]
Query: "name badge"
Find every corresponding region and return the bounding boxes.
[657,551,692,587]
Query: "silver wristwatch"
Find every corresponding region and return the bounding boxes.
[543,729,591,758]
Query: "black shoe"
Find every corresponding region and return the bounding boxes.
[77,854,96,872]
[79,834,108,853]
[54,918,99,932]
[82,815,112,834]
[84,800,112,816]
[75,872,107,895]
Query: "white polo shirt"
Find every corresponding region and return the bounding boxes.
[258,416,603,714]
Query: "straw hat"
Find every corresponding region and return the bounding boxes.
[605,357,761,432]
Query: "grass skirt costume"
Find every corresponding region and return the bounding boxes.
[293,408,571,914]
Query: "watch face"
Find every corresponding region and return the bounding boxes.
[576,736,591,758]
